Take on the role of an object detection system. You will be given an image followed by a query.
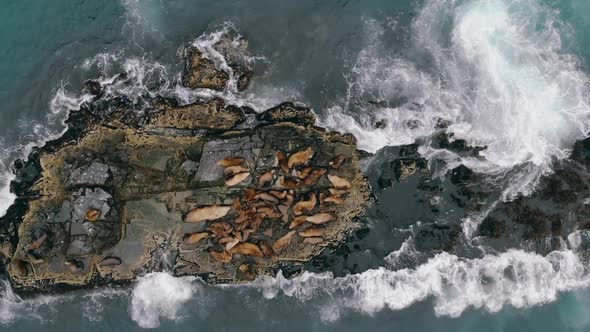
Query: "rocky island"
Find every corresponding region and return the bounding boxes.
[0,37,370,293]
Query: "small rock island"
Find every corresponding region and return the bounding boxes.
[0,37,370,293]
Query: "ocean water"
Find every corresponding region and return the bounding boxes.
[2,0,590,330]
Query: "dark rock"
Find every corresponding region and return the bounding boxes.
[414,224,461,251]
[182,47,230,91]
[257,102,316,126]
[571,137,590,166]
[84,80,103,97]
[374,119,387,129]
[478,217,505,238]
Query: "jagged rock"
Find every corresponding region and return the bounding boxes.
[83,80,102,97]
[0,69,369,292]
[182,47,230,91]
[181,34,253,92]
[414,224,461,252]
[257,102,317,126]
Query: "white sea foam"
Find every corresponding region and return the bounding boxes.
[0,171,15,219]
[324,0,590,199]
[130,272,197,329]
[248,249,590,320]
[0,85,93,218]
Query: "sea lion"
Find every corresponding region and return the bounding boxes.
[272,230,296,253]
[303,237,324,245]
[241,229,254,242]
[299,227,324,238]
[65,259,84,273]
[26,253,44,265]
[99,257,122,267]
[230,242,264,257]
[276,151,289,173]
[306,213,336,224]
[254,192,279,204]
[225,172,250,186]
[224,165,249,176]
[85,209,101,222]
[270,190,287,199]
[14,260,29,277]
[288,147,314,168]
[218,157,245,167]
[327,175,351,190]
[238,264,255,279]
[329,188,348,196]
[329,154,347,169]
[289,215,308,229]
[278,176,300,189]
[28,233,48,250]
[257,206,282,219]
[183,232,209,245]
[293,193,317,215]
[296,166,314,179]
[207,221,233,237]
[185,205,231,223]
[323,195,344,205]
[225,237,240,251]
[210,250,232,263]
[243,188,258,202]
[259,170,275,187]
[259,241,274,257]
[302,169,327,186]
[278,205,290,222]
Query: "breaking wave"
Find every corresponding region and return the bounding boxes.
[130,272,197,328]
[325,0,590,199]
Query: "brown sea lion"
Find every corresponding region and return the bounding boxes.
[185,205,231,223]
[302,169,327,186]
[85,209,101,222]
[217,157,245,167]
[254,192,280,204]
[293,193,317,215]
[329,154,347,169]
[289,215,308,229]
[288,147,314,168]
[299,227,324,238]
[306,213,336,224]
[259,170,275,187]
[276,151,289,173]
[224,165,249,176]
[272,230,296,253]
[28,233,48,250]
[303,237,324,245]
[65,259,84,273]
[210,250,233,263]
[225,172,250,186]
[99,257,122,267]
[183,232,209,245]
[230,242,264,257]
[327,175,351,190]
[207,221,233,237]
[259,241,274,257]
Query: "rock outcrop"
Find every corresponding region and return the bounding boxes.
[0,39,370,294]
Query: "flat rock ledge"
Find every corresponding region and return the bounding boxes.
[0,50,369,293]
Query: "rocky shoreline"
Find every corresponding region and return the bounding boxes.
[3,33,590,297]
[0,37,371,294]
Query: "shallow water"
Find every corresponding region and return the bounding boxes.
[2,0,590,330]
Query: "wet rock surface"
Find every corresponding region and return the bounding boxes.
[0,42,368,293]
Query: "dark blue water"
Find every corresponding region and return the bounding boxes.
[3,0,590,330]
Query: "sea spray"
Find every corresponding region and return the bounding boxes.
[130,272,197,328]
[324,0,590,199]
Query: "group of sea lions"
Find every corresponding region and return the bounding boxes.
[181,146,353,266]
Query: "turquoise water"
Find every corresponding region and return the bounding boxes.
[3,0,590,330]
